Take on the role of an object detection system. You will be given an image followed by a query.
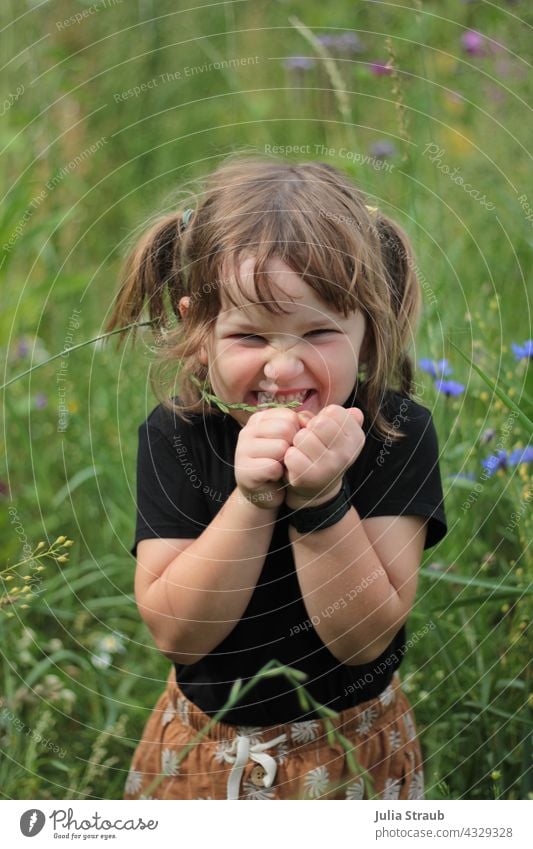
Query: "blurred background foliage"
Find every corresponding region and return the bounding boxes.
[0,0,531,800]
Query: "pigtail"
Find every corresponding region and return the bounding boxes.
[105,211,189,347]
[375,214,422,398]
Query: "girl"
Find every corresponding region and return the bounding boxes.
[106,155,447,801]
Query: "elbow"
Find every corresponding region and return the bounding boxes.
[155,632,207,665]
[334,634,396,667]
[144,621,206,666]
[340,643,388,666]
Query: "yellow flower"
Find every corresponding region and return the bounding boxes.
[68,400,79,414]
[440,126,474,156]
[491,770,501,781]
[53,535,67,546]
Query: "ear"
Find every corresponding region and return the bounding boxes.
[178,296,190,320]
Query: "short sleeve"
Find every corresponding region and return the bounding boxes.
[131,422,209,558]
[351,400,448,550]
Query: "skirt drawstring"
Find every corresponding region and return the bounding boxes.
[222,733,288,800]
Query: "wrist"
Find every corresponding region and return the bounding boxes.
[286,477,352,534]
[234,487,280,512]
[285,481,343,511]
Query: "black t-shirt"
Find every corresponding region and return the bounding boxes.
[131,383,447,725]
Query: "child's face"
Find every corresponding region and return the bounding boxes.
[180,257,367,427]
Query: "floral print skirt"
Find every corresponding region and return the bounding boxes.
[124,666,424,800]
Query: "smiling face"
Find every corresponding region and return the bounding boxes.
[179,256,367,427]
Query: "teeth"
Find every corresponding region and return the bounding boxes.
[257,390,309,405]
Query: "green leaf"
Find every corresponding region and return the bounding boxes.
[420,567,530,596]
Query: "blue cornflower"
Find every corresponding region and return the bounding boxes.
[283,56,316,71]
[418,358,453,379]
[435,379,465,397]
[369,140,398,159]
[316,33,364,53]
[508,446,533,466]
[482,450,508,476]
[511,340,533,361]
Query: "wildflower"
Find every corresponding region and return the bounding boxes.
[53,536,67,545]
[461,30,487,57]
[418,358,452,379]
[491,770,501,781]
[316,32,363,53]
[56,555,69,564]
[508,446,533,467]
[435,379,465,397]
[34,392,48,409]
[482,450,508,476]
[511,340,533,361]
[283,56,316,71]
[92,651,112,669]
[368,61,392,76]
[369,140,397,159]
[15,336,31,359]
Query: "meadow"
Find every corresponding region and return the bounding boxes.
[0,0,531,800]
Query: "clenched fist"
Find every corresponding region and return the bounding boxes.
[234,407,301,509]
[283,406,365,509]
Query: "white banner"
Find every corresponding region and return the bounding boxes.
[2,800,529,848]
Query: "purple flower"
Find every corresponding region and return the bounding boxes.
[336,32,364,53]
[508,446,533,466]
[283,56,316,71]
[34,392,48,409]
[369,140,397,159]
[369,61,392,76]
[418,358,453,379]
[435,379,465,397]
[511,340,533,361]
[461,30,487,57]
[482,450,508,476]
[316,33,364,53]
[16,336,31,359]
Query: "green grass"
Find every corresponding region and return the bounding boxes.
[1,0,531,800]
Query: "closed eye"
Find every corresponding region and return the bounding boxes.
[229,330,338,341]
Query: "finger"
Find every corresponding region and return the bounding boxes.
[296,412,345,451]
[290,427,333,464]
[346,407,364,428]
[247,437,290,461]
[242,457,285,482]
[251,410,300,440]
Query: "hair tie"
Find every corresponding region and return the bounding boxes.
[182,207,194,228]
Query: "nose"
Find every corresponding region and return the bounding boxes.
[260,349,304,390]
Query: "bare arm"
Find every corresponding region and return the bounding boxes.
[135,487,279,664]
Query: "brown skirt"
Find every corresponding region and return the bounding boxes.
[124,667,424,800]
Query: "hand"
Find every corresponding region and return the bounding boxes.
[234,407,301,509]
[283,406,365,509]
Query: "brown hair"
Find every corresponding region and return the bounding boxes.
[105,153,422,442]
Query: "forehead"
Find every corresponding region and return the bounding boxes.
[218,256,336,323]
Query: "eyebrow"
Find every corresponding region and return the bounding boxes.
[219,316,339,331]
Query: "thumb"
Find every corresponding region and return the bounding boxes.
[347,407,364,428]
[297,410,315,428]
